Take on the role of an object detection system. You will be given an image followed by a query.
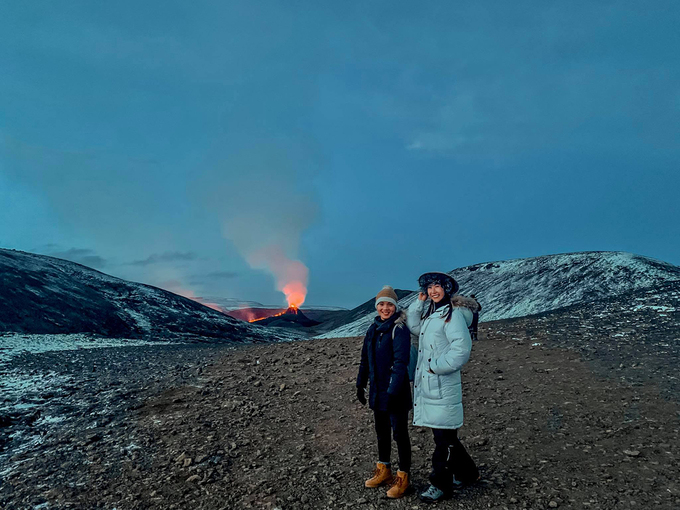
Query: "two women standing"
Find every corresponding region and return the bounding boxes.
[356,273,479,503]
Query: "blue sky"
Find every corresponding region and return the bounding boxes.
[1,1,679,308]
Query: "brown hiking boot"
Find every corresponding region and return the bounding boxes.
[386,470,409,498]
[364,462,393,488]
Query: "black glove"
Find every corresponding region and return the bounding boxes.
[387,392,399,410]
[356,387,367,405]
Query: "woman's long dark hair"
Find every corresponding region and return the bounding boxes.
[421,296,454,323]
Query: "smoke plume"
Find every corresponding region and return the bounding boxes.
[200,141,319,307]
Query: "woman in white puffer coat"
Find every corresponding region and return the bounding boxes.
[406,271,480,503]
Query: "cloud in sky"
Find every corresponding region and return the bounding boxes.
[41,247,108,269]
[127,252,197,267]
[187,271,239,288]
[204,271,239,280]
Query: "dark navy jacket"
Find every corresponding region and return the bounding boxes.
[356,312,413,412]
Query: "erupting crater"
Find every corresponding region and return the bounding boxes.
[248,304,320,328]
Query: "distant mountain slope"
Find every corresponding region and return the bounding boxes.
[317,251,680,339]
[0,249,295,342]
[309,289,413,334]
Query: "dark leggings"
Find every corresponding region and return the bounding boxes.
[430,428,478,492]
[374,410,411,473]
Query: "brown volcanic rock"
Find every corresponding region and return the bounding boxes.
[1,302,679,509]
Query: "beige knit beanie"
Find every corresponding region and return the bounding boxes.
[375,285,398,309]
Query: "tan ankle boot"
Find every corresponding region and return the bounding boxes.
[386,470,409,498]
[364,462,393,488]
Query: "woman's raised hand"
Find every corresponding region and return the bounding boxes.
[418,292,427,301]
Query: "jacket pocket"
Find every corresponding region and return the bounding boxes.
[424,372,442,400]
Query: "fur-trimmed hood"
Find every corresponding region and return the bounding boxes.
[451,295,481,313]
[394,310,408,326]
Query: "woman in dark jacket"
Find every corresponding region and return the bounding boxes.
[356,285,412,499]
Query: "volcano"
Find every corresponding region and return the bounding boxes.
[249,305,321,328]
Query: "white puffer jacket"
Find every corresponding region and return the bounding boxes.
[406,296,477,429]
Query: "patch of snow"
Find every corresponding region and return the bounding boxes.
[123,308,152,332]
[0,370,72,413]
[631,305,676,312]
[37,415,66,425]
[0,333,177,365]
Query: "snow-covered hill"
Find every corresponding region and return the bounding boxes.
[317,251,680,339]
[0,249,296,343]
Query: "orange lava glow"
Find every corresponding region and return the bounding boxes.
[282,280,306,308]
[248,306,296,323]
[246,247,309,311]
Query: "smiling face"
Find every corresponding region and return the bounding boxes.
[377,301,397,320]
[427,283,446,303]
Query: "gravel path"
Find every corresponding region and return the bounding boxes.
[1,301,679,509]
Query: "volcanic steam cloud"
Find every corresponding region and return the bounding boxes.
[249,245,308,308]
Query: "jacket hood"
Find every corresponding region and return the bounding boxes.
[451,295,481,313]
[451,295,479,328]
[394,310,407,325]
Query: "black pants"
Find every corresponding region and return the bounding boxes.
[374,410,411,473]
[430,428,478,492]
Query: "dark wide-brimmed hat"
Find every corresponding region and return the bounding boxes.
[418,271,459,295]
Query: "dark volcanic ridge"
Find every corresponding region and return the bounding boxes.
[0,248,295,343]
[225,307,348,326]
[249,306,321,328]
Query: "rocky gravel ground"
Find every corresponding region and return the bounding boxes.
[496,283,680,400]
[1,304,679,510]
